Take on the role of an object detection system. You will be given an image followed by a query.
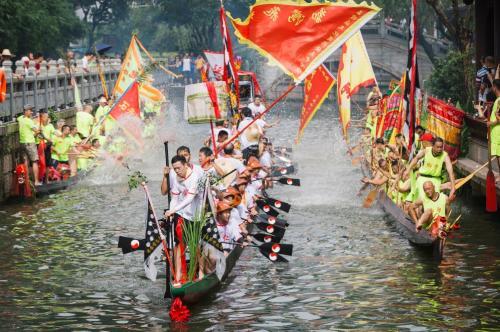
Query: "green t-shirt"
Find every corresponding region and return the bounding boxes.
[76,111,94,137]
[69,134,82,146]
[18,115,36,144]
[42,123,56,143]
[95,105,109,123]
[52,136,72,162]
[490,97,500,144]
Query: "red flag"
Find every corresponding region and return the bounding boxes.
[109,81,142,145]
[220,6,239,111]
[228,1,380,82]
[296,64,336,142]
[109,81,140,120]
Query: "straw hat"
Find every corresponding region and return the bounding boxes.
[214,158,237,188]
[247,159,262,170]
[216,201,232,214]
[1,49,14,57]
[224,187,242,206]
[244,123,261,144]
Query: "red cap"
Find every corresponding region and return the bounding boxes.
[420,133,434,142]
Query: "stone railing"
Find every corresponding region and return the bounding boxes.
[0,58,121,123]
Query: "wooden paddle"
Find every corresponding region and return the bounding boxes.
[486,125,497,212]
[261,196,291,213]
[363,186,380,208]
[270,165,295,177]
[257,214,289,227]
[220,241,293,256]
[256,200,280,217]
[454,159,490,190]
[251,232,282,243]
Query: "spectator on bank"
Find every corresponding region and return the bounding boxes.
[18,104,42,186]
[182,53,191,85]
[82,52,94,73]
[1,49,14,66]
[476,56,496,87]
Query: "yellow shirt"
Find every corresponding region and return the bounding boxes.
[42,123,55,143]
[76,111,94,137]
[490,97,500,146]
[18,115,36,144]
[423,192,448,218]
[52,136,72,162]
[419,147,447,178]
[95,105,109,124]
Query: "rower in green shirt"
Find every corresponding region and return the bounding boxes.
[94,96,109,135]
[76,105,94,138]
[51,125,72,167]
[404,137,456,202]
[487,79,500,182]
[18,104,42,186]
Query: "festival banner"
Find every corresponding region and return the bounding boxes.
[109,81,143,145]
[113,36,165,103]
[426,96,465,161]
[296,64,336,142]
[375,76,405,144]
[220,5,240,111]
[204,50,224,81]
[228,0,380,82]
[337,31,377,140]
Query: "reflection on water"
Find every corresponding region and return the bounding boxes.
[0,109,499,330]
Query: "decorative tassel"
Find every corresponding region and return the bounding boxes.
[169,297,190,322]
[486,170,497,213]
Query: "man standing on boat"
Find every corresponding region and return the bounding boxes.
[18,105,42,186]
[404,137,456,202]
[487,79,500,182]
[409,181,451,234]
[164,155,203,285]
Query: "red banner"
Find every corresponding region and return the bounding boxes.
[426,96,465,161]
[228,0,380,82]
[109,81,142,145]
[109,82,140,120]
[296,64,336,142]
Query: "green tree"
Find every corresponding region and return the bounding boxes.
[0,0,84,57]
[73,0,130,49]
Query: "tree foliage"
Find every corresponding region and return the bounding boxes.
[427,49,475,112]
[73,0,130,48]
[0,0,84,57]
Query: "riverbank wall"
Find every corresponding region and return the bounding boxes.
[0,59,120,203]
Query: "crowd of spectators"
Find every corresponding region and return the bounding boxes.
[165,52,207,85]
[474,55,500,120]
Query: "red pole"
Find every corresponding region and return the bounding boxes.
[201,84,297,168]
[210,120,218,156]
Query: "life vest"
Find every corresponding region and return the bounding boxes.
[0,69,6,102]
[12,164,32,198]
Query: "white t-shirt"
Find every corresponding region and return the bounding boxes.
[248,102,266,117]
[170,168,203,220]
[238,117,265,150]
[260,151,272,168]
[217,156,246,174]
[82,56,89,70]
[216,220,242,251]
[182,58,191,72]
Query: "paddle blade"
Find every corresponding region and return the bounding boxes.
[351,156,362,166]
[252,233,282,243]
[277,177,301,186]
[271,165,295,177]
[486,170,498,212]
[363,188,378,208]
[259,248,289,262]
[118,236,145,254]
[256,222,286,238]
[263,197,291,213]
[257,214,288,227]
[256,200,280,217]
[260,242,293,256]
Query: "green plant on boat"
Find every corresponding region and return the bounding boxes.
[127,171,148,191]
[182,209,209,282]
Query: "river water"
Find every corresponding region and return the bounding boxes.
[1,102,499,331]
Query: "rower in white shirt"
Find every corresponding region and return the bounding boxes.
[248,95,266,118]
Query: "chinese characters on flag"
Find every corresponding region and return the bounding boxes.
[228,0,380,82]
[296,64,336,142]
[109,81,143,145]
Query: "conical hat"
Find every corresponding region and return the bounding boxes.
[214,158,237,188]
[245,123,261,144]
